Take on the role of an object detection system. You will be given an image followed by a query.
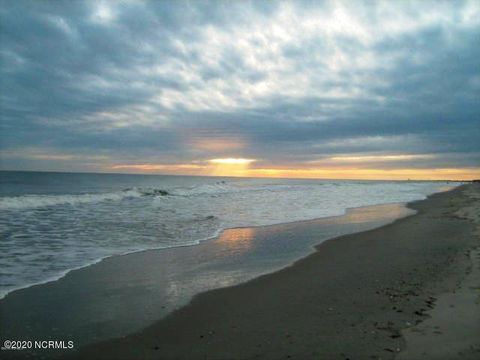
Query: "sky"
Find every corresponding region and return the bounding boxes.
[1,0,479,180]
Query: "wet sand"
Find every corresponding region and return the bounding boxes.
[62,184,479,360]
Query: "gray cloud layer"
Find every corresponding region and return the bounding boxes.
[1,0,479,173]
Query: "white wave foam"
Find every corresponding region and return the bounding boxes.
[0,225,226,300]
[0,188,143,210]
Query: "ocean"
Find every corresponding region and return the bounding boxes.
[0,170,460,299]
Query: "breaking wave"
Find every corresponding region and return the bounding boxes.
[0,188,147,210]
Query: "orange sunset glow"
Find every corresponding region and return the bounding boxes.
[110,159,480,181]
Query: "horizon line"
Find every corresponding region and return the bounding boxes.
[0,168,473,183]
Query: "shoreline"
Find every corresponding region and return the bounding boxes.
[0,202,417,359]
[1,169,469,182]
[0,198,422,301]
[63,183,479,360]
[1,184,476,359]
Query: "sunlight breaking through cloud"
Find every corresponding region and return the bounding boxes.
[0,0,479,179]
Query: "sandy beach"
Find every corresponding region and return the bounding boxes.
[56,184,479,360]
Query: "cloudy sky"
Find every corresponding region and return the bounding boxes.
[1,0,479,180]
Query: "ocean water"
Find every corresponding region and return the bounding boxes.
[0,171,460,299]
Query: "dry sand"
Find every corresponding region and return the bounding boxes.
[62,183,480,360]
[398,185,480,360]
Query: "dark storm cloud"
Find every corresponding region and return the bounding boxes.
[0,0,479,172]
